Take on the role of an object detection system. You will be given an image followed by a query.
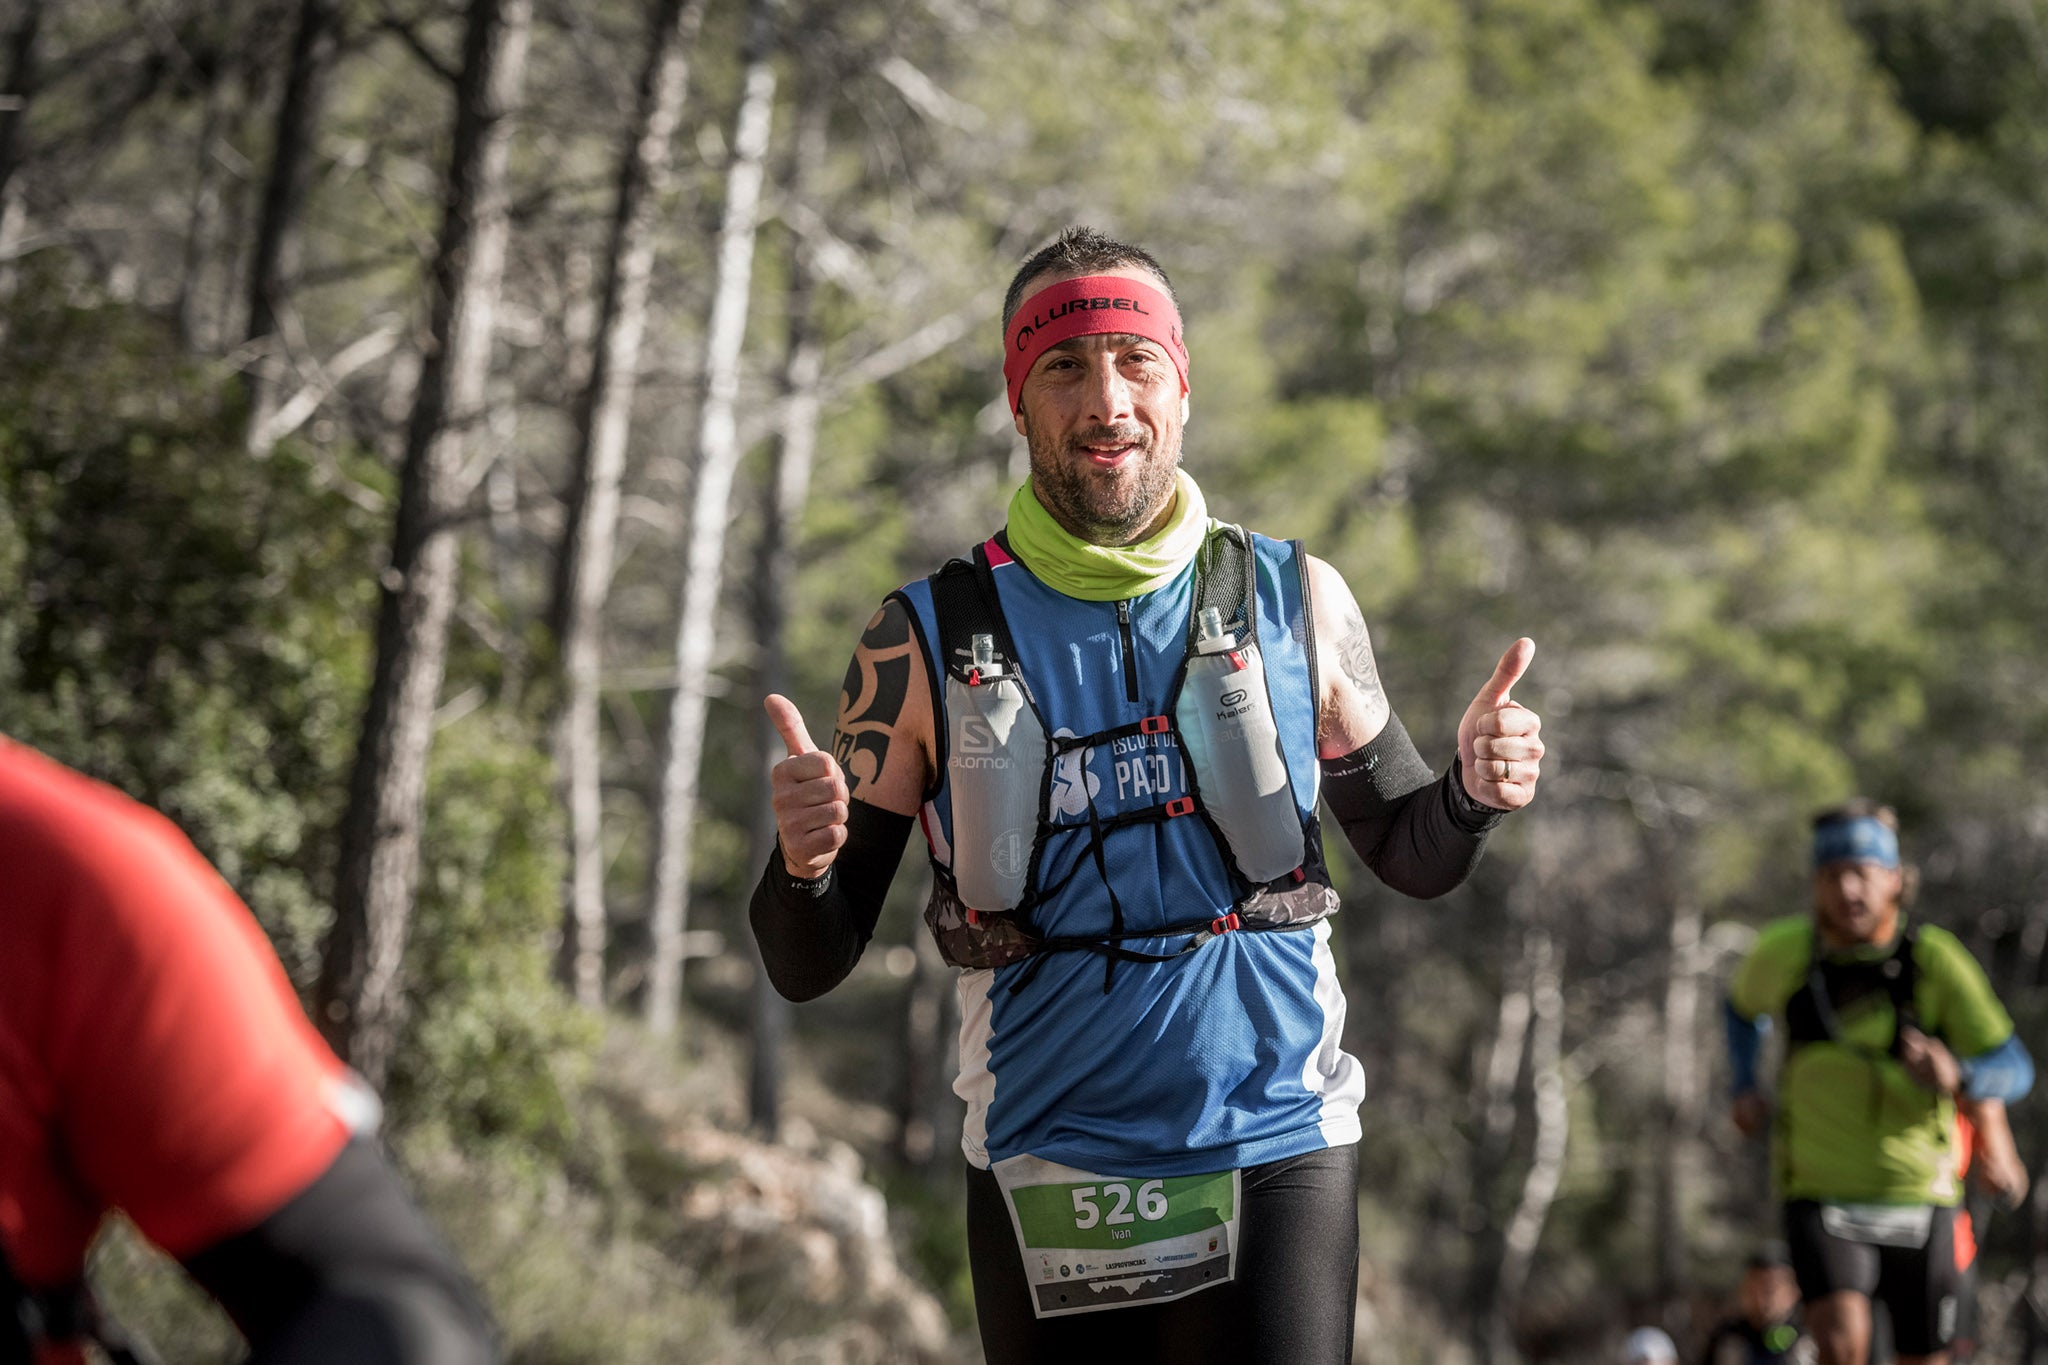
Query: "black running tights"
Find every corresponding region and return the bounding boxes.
[966,1143,1360,1365]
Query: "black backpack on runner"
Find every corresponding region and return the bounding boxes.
[1783,923,1921,1060]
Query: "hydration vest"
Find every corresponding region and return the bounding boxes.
[1781,922,1944,1137]
[1784,923,1920,1059]
[898,524,1338,984]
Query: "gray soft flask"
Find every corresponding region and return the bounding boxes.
[945,634,1046,911]
[1174,607,1303,882]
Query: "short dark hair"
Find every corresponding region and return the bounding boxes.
[1001,225,1179,327]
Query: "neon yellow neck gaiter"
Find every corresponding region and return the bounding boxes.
[1004,469,1212,601]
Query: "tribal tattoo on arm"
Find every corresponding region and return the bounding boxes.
[1332,598,1387,715]
[833,602,914,799]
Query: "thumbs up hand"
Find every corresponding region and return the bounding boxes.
[765,693,849,878]
[1457,638,1543,812]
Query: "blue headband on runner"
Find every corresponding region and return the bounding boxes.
[1813,816,1899,869]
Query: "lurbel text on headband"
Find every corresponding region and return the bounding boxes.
[1003,274,1190,413]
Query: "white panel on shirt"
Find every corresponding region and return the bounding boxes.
[1305,920,1367,1147]
[954,968,997,1169]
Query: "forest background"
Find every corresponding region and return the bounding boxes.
[3,0,2048,1359]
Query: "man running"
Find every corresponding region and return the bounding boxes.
[1,737,498,1364]
[750,225,1545,1363]
[1725,800,2032,1365]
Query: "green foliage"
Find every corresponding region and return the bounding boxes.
[875,1171,977,1333]
[0,277,383,979]
[388,707,599,1154]
[400,1121,760,1365]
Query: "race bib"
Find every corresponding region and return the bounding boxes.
[992,1154,1240,1318]
[1819,1202,1935,1248]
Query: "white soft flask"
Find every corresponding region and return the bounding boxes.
[945,633,1046,910]
[1174,607,1303,882]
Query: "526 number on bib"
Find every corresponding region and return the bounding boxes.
[1069,1180,1170,1230]
[994,1157,1239,1318]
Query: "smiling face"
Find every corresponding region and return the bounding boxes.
[1010,266,1189,546]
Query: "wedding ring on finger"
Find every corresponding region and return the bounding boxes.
[1496,759,1514,783]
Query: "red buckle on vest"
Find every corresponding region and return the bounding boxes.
[1227,650,1249,671]
[966,908,980,926]
[1209,912,1242,937]
[1291,867,1306,883]
[1164,797,1196,817]
[966,667,982,686]
[1139,715,1169,734]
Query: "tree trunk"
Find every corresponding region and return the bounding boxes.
[0,0,35,203]
[1489,929,1565,1365]
[317,0,533,1090]
[1656,901,1702,1312]
[1465,930,1533,1361]
[485,448,525,708]
[1479,956,1534,1157]
[549,0,709,1011]
[245,0,341,452]
[740,80,827,1138]
[175,60,237,350]
[643,0,780,1037]
[0,0,44,324]
[743,800,790,1138]
[925,945,964,1187]
[899,933,954,1173]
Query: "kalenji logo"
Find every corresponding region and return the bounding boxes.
[1012,296,1154,350]
[1219,689,1248,708]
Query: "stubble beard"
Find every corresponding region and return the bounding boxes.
[1022,418,1183,547]
[1816,892,1892,946]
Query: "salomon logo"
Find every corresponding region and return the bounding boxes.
[958,716,998,755]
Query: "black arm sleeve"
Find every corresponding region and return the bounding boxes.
[1320,712,1504,900]
[181,1138,498,1365]
[749,801,916,1003]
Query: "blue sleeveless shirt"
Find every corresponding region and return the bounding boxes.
[898,531,1366,1176]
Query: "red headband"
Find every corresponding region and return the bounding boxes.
[1002,274,1189,413]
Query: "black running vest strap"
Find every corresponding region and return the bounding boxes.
[906,525,1339,981]
[1784,924,1921,1059]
